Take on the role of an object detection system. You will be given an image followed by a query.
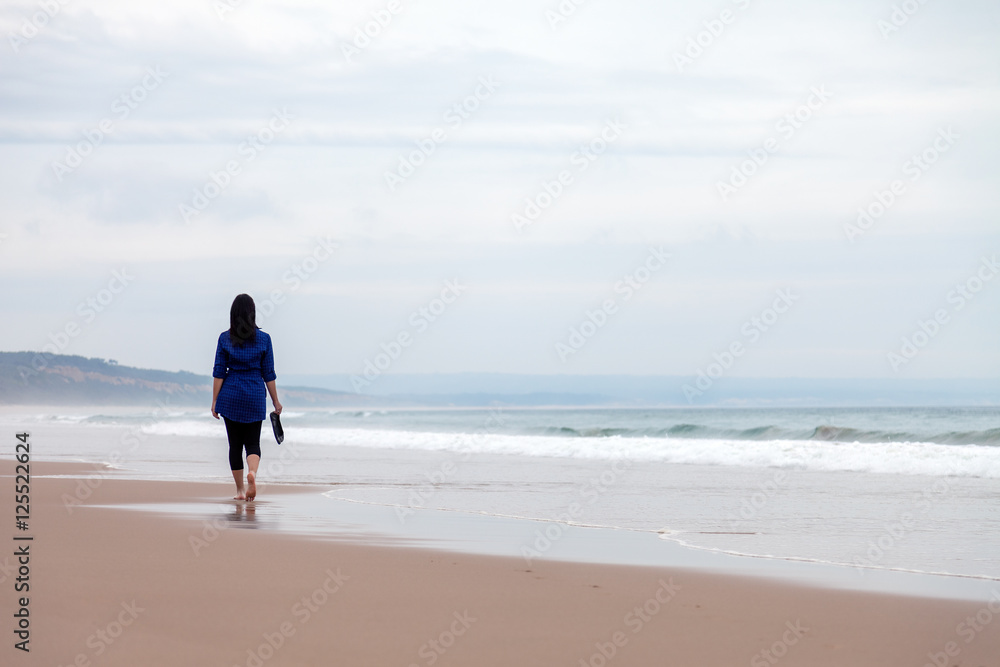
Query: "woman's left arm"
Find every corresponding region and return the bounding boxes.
[211,336,227,419]
[211,377,223,419]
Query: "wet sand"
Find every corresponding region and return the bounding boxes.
[2,461,998,666]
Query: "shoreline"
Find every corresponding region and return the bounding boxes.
[3,462,999,665]
[5,414,999,583]
[104,481,1000,602]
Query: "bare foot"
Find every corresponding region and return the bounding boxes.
[234,492,246,501]
[246,471,256,501]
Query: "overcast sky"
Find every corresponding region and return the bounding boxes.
[1,0,998,381]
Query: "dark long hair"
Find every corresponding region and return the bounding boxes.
[229,294,258,346]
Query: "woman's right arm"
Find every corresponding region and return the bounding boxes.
[261,334,280,415]
[265,380,282,415]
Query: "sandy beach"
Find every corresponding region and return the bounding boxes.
[4,0,999,662]
[0,460,996,666]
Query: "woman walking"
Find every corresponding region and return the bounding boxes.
[211,294,282,501]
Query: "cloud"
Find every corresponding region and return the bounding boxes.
[0,0,998,378]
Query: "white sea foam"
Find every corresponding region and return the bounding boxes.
[141,420,220,438]
[136,422,1000,479]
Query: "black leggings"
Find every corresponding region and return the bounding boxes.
[224,418,262,471]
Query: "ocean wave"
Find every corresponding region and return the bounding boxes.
[525,423,1000,447]
[7,407,1000,449]
[137,421,1000,479]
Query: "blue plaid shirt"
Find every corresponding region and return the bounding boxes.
[213,330,277,423]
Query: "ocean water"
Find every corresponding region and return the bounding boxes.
[5,405,1000,582]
